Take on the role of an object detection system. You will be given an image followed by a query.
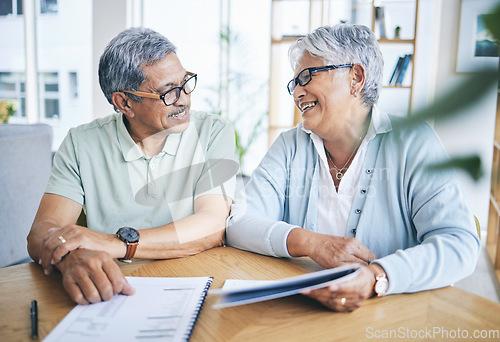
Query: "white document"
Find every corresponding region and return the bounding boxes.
[44,276,212,342]
[221,279,279,290]
[210,264,360,308]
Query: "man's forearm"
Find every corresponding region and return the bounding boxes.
[133,211,226,259]
[27,220,62,262]
[27,193,83,261]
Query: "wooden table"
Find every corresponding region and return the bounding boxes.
[1,247,500,341]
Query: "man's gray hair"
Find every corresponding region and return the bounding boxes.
[99,27,177,111]
[289,24,383,107]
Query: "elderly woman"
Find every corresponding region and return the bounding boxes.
[226,24,479,312]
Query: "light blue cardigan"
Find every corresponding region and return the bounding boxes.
[226,109,479,295]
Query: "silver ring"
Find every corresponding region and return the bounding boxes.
[340,297,346,306]
[58,236,66,244]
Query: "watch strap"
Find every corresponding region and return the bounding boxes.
[116,227,140,263]
[121,241,138,262]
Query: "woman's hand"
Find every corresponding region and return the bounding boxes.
[39,225,125,275]
[287,228,376,269]
[301,264,383,312]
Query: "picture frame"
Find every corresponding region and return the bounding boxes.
[456,0,499,73]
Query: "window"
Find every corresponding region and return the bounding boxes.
[40,72,59,119]
[0,72,25,117]
[40,0,57,14]
[69,72,78,98]
[0,72,60,119]
[0,0,57,16]
[0,0,13,16]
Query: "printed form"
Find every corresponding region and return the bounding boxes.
[44,276,212,342]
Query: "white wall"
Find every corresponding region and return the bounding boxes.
[431,0,497,231]
[91,0,128,120]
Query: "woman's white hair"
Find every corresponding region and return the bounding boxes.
[289,24,384,107]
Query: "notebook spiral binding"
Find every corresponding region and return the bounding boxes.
[183,277,214,341]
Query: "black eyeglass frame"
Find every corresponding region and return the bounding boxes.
[122,72,197,106]
[287,64,354,95]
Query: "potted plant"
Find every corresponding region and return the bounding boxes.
[204,25,267,178]
[0,100,18,124]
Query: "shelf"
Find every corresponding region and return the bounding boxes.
[487,48,500,287]
[383,85,411,89]
[487,243,495,265]
[372,0,418,116]
[486,243,500,286]
[271,35,305,44]
[377,38,415,44]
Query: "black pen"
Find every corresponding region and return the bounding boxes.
[31,300,38,339]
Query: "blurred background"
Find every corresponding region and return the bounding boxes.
[0,0,498,234]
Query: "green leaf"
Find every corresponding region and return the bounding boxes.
[392,70,498,130]
[428,155,483,181]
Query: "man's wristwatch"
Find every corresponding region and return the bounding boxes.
[116,227,140,263]
[373,269,389,297]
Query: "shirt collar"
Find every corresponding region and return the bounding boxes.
[368,104,392,138]
[117,113,183,161]
[300,104,392,141]
[163,131,182,156]
[117,114,143,161]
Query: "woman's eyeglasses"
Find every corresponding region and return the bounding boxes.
[287,64,353,95]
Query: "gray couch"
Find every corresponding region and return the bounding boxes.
[0,124,53,267]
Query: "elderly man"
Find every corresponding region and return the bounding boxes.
[27,27,237,304]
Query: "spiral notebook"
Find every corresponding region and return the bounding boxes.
[44,276,213,342]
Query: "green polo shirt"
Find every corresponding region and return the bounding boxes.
[46,111,237,234]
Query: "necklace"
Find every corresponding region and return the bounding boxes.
[325,137,363,180]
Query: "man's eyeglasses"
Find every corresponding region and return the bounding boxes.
[287,64,353,95]
[122,72,197,106]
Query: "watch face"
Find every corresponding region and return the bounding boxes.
[118,227,140,243]
[375,278,388,295]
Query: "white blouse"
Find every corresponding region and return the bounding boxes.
[303,110,379,237]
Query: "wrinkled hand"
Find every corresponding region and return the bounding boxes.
[40,225,119,275]
[308,234,376,269]
[301,265,376,312]
[55,248,135,304]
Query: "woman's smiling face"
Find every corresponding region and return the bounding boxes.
[292,53,355,138]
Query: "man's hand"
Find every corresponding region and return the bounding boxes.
[56,248,135,304]
[287,228,376,269]
[301,265,381,312]
[40,225,125,275]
